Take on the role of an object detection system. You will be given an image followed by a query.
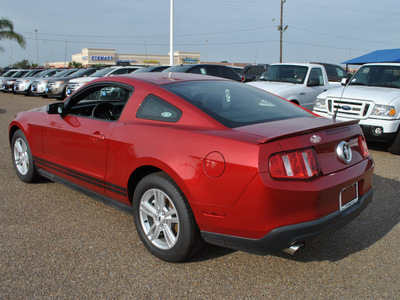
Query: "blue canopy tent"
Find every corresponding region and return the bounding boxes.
[342,48,400,65]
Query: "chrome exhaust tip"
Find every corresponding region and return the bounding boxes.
[283,242,304,255]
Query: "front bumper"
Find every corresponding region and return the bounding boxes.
[201,189,373,255]
[314,111,400,143]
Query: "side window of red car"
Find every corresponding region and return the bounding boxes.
[67,84,133,121]
[136,94,182,122]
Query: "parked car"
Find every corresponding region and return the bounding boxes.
[0,69,19,78]
[1,69,43,92]
[14,69,65,96]
[31,69,78,97]
[311,62,350,86]
[240,64,269,82]
[0,69,20,89]
[9,73,374,262]
[314,63,400,155]
[65,66,139,96]
[133,65,170,73]
[247,63,332,110]
[45,68,100,99]
[163,64,243,82]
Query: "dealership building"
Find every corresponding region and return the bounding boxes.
[45,48,201,68]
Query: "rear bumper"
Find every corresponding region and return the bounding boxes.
[201,189,373,255]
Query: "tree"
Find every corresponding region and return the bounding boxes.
[14,59,31,69]
[69,61,82,68]
[0,18,26,52]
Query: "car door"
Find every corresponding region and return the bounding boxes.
[302,67,327,110]
[42,83,133,195]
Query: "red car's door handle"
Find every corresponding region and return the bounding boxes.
[90,132,105,141]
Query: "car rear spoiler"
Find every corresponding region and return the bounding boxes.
[257,119,360,144]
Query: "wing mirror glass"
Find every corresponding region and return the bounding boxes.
[47,102,65,115]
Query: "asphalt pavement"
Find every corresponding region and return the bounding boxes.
[1,92,399,299]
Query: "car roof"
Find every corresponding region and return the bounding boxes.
[102,72,230,86]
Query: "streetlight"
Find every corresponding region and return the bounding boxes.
[277,0,288,63]
[170,0,174,66]
[34,29,39,66]
[205,39,208,63]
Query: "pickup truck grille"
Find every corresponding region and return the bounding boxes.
[327,99,372,118]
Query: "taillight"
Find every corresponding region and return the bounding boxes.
[358,134,370,158]
[269,148,321,180]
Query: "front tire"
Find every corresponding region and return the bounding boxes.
[11,130,40,183]
[388,129,400,155]
[132,172,203,262]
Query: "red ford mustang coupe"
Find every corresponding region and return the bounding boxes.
[9,73,374,262]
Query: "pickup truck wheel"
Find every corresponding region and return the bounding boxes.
[388,129,400,155]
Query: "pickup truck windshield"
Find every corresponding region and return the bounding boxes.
[258,65,308,84]
[349,65,400,89]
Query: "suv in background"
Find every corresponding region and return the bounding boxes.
[66,66,139,96]
[45,67,100,99]
[163,64,243,82]
[14,69,64,96]
[240,64,269,82]
[31,69,78,97]
[311,62,350,87]
[1,69,42,92]
[133,65,170,73]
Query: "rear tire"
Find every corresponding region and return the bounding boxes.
[132,172,203,262]
[388,129,400,155]
[11,130,40,183]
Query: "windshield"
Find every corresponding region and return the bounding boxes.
[70,68,92,76]
[90,67,115,77]
[258,65,308,84]
[11,70,29,78]
[163,65,191,73]
[1,70,18,77]
[163,80,311,128]
[52,69,77,78]
[243,65,267,75]
[349,65,400,88]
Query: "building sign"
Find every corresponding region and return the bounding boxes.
[82,56,88,61]
[117,59,138,63]
[143,60,160,64]
[91,56,114,61]
[181,57,199,64]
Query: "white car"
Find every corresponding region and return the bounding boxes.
[247,63,332,111]
[314,63,400,154]
[65,66,138,96]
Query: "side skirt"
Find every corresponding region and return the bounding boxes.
[38,169,133,215]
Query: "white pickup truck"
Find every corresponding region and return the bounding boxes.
[247,63,332,110]
[313,63,400,155]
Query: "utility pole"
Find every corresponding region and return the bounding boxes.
[170,0,174,66]
[277,0,288,63]
[64,39,68,67]
[35,29,39,66]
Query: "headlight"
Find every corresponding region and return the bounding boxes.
[372,105,396,116]
[314,98,326,110]
[54,81,64,86]
[76,82,87,88]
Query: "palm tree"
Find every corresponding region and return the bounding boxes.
[69,61,83,68]
[0,18,26,52]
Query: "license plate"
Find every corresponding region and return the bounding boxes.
[340,182,359,211]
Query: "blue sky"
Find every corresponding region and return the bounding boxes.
[1,0,400,67]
